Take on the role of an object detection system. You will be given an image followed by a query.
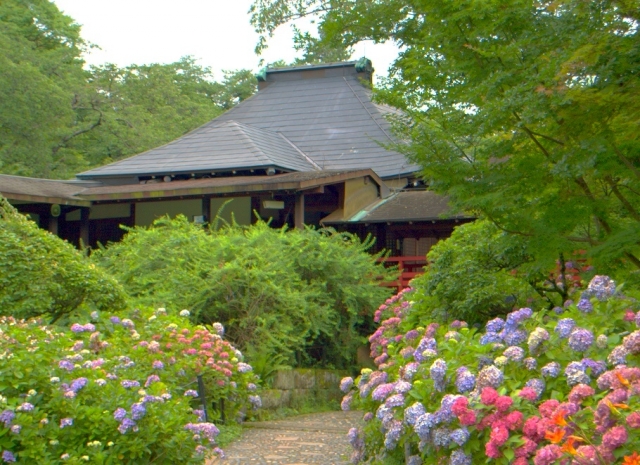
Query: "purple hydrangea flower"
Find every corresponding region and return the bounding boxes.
[414,412,437,441]
[584,275,616,300]
[525,378,545,399]
[0,411,15,427]
[109,316,121,324]
[118,418,136,434]
[58,360,74,371]
[404,402,426,426]
[237,363,253,373]
[152,360,164,370]
[340,377,354,393]
[121,380,140,389]
[503,328,528,346]
[480,332,502,345]
[404,329,420,341]
[184,390,199,398]
[70,377,88,393]
[541,362,561,378]
[10,425,20,435]
[608,345,629,366]
[503,346,525,362]
[113,408,127,421]
[569,328,594,352]
[450,449,472,465]
[16,403,33,412]
[130,403,146,420]
[372,383,395,401]
[184,423,220,442]
[60,418,73,428]
[341,392,353,411]
[555,318,576,338]
[248,395,261,409]
[430,359,447,391]
[402,362,419,381]
[385,394,405,408]
[450,427,470,446]
[2,451,16,463]
[384,420,403,450]
[577,298,593,313]
[144,375,160,387]
[506,308,533,326]
[565,361,590,386]
[486,318,505,333]
[523,357,537,370]
[433,427,452,447]
[455,367,475,393]
[476,365,504,390]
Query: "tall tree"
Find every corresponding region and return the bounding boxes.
[0,0,89,178]
[251,0,640,279]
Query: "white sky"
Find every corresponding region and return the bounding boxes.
[52,0,399,81]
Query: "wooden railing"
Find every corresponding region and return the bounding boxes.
[377,255,428,292]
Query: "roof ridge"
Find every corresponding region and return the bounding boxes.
[276,133,321,170]
[342,76,395,144]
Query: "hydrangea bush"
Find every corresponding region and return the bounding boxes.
[0,306,259,464]
[341,276,640,464]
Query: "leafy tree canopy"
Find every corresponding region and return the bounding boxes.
[0,0,257,179]
[250,0,640,281]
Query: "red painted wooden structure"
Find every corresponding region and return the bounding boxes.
[378,255,428,292]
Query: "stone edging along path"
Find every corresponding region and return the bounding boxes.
[207,410,362,465]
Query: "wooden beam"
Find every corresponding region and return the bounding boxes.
[294,194,305,230]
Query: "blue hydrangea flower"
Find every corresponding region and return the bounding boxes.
[432,427,452,447]
[541,362,561,378]
[450,427,470,446]
[607,345,629,366]
[584,275,616,300]
[130,403,146,420]
[414,413,437,441]
[582,358,606,376]
[524,357,537,370]
[486,318,505,333]
[502,328,528,346]
[450,449,472,465]
[480,332,502,345]
[455,367,475,393]
[113,408,127,422]
[568,328,594,352]
[385,394,405,408]
[384,420,403,450]
[554,318,576,338]
[565,361,590,386]
[577,298,593,313]
[404,402,426,426]
[503,346,525,362]
[430,359,447,392]
[525,378,545,399]
[476,365,504,390]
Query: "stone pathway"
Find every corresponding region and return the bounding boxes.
[208,410,362,465]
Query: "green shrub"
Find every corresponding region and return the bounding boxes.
[411,220,543,325]
[0,198,127,321]
[93,216,391,369]
[340,276,640,464]
[0,305,259,464]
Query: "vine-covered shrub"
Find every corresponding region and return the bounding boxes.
[93,216,391,368]
[0,197,127,321]
[341,276,640,464]
[0,306,259,464]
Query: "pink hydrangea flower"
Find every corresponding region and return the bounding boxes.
[481,387,499,405]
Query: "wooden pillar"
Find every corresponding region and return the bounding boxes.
[294,194,305,230]
[79,208,90,249]
[202,197,211,225]
[129,203,136,227]
[48,215,58,236]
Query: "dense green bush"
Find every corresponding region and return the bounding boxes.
[0,198,127,321]
[0,305,259,464]
[93,216,391,368]
[410,220,591,326]
[340,276,640,464]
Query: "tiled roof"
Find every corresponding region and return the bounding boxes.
[325,190,470,223]
[78,62,418,180]
[77,121,319,178]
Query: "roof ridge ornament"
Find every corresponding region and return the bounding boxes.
[256,67,268,82]
[355,57,373,73]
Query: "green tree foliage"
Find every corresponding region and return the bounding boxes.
[410,220,538,325]
[0,197,127,321]
[0,0,89,178]
[93,216,391,369]
[69,60,256,171]
[0,1,257,179]
[250,0,640,280]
